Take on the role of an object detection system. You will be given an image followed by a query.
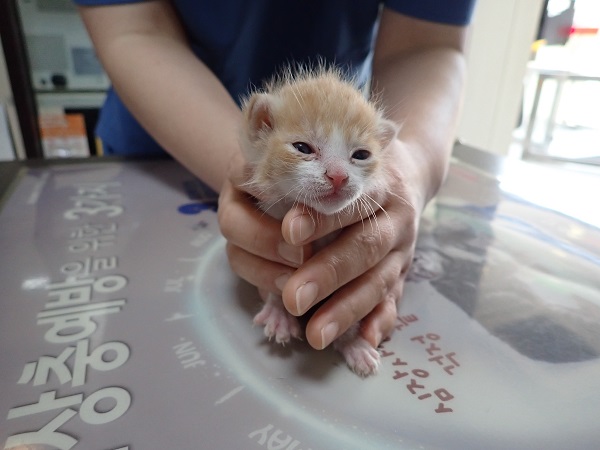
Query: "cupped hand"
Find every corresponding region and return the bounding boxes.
[280,138,425,351]
[218,154,312,298]
[219,140,427,352]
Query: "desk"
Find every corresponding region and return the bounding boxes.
[1,145,600,449]
[523,63,600,161]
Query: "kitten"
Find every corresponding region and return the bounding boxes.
[239,66,398,377]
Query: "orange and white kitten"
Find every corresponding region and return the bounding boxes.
[239,67,398,377]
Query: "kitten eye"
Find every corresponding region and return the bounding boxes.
[352,149,371,161]
[292,142,314,155]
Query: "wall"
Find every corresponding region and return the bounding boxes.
[459,0,545,155]
[0,36,24,160]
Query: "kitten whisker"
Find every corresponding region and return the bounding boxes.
[290,188,318,229]
[258,183,305,217]
[302,192,319,228]
[358,197,380,242]
[334,211,344,230]
[352,201,365,236]
[352,201,368,234]
[385,191,416,211]
[363,193,391,223]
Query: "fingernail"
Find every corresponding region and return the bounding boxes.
[295,281,318,314]
[278,241,303,266]
[274,274,290,292]
[290,215,315,245]
[320,322,339,349]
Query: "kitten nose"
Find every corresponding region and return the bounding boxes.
[326,170,348,191]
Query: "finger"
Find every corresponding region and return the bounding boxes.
[282,192,392,246]
[359,277,405,348]
[225,242,295,294]
[302,249,405,350]
[281,208,403,316]
[218,179,307,267]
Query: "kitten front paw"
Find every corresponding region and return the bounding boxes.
[335,336,381,377]
[253,298,302,345]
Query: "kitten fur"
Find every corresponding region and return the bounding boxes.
[239,66,398,377]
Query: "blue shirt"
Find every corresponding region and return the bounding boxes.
[73,0,475,156]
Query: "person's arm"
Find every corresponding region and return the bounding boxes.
[371,10,468,210]
[224,9,470,351]
[81,0,307,288]
[78,0,240,191]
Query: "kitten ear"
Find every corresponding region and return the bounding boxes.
[377,118,400,150]
[245,93,274,137]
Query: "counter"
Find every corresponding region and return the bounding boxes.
[1,144,600,449]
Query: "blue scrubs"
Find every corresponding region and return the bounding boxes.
[73,0,475,156]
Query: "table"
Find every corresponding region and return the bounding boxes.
[523,62,600,161]
[1,145,600,449]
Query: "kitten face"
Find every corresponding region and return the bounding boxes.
[241,69,398,216]
[256,120,382,216]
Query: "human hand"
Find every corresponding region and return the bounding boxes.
[218,154,312,300]
[279,138,425,351]
[219,140,428,352]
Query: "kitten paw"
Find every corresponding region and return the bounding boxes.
[253,301,302,345]
[335,336,381,377]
